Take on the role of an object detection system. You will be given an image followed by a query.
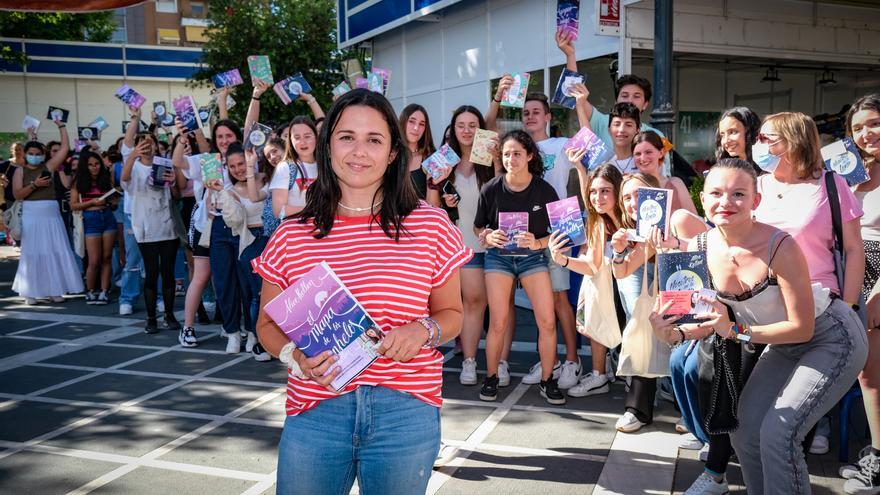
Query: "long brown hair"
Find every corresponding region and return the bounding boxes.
[399,104,436,159]
[763,112,824,180]
[618,173,660,230]
[584,163,623,249]
[845,93,880,165]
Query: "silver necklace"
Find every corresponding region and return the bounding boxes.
[338,201,381,212]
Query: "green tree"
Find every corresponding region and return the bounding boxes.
[194,0,350,125]
[0,11,117,65]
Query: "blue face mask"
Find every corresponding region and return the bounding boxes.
[751,142,780,173]
[25,155,44,166]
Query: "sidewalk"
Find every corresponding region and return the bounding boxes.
[0,256,857,494]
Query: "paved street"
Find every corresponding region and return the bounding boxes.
[0,246,859,494]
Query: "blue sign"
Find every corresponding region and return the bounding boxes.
[337,0,464,48]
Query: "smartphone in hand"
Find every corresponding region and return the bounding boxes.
[442,181,460,204]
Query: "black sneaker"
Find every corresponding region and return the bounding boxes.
[95,291,109,305]
[178,326,198,347]
[85,291,98,305]
[163,317,182,331]
[845,452,880,494]
[479,374,499,402]
[540,378,567,405]
[252,343,271,362]
[144,318,159,334]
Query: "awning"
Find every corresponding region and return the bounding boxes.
[0,0,146,11]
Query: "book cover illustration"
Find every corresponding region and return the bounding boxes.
[636,187,672,240]
[821,138,869,187]
[498,212,530,256]
[274,73,313,105]
[263,261,385,391]
[556,0,580,41]
[421,144,461,182]
[199,153,224,183]
[546,196,586,246]
[153,101,168,119]
[150,156,174,188]
[213,68,244,88]
[332,81,351,97]
[563,126,610,170]
[657,251,709,324]
[120,119,148,134]
[470,129,498,166]
[77,127,99,141]
[198,106,212,125]
[245,122,272,151]
[47,106,70,123]
[551,68,585,109]
[173,96,200,132]
[22,115,40,131]
[371,67,390,94]
[115,84,146,110]
[501,72,530,108]
[354,77,369,89]
[247,55,274,85]
[366,72,384,93]
[88,116,109,132]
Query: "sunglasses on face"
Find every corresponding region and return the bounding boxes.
[757,133,781,144]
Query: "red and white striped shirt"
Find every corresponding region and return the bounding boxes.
[252,202,472,416]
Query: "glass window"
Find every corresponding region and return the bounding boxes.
[155,0,177,14]
[190,1,205,17]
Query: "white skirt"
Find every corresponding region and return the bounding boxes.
[12,200,84,298]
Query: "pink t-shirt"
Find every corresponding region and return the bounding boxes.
[756,171,863,295]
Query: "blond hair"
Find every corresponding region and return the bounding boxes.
[763,112,823,180]
[618,173,661,230]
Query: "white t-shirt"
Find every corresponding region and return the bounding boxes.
[269,161,318,207]
[613,155,638,175]
[537,137,576,200]
[454,170,485,253]
[121,143,176,243]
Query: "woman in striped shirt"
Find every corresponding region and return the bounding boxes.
[253,88,470,495]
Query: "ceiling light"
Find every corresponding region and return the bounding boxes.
[819,69,837,85]
[761,67,781,83]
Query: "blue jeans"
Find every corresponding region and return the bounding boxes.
[670,341,708,443]
[276,386,440,495]
[238,230,267,333]
[119,213,143,306]
[209,217,246,334]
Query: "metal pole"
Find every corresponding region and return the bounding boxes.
[650,0,675,140]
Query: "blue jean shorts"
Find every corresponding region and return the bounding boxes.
[83,208,117,237]
[463,251,485,269]
[484,248,549,278]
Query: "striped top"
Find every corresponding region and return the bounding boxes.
[252,201,472,416]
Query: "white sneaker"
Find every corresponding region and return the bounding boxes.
[809,434,830,455]
[615,411,646,433]
[498,360,510,387]
[225,332,242,354]
[699,443,710,462]
[676,417,689,434]
[680,433,704,450]
[25,297,37,305]
[119,303,133,316]
[433,442,458,468]
[245,331,258,353]
[558,359,582,389]
[460,357,478,385]
[157,300,165,314]
[567,371,610,397]
[522,361,560,385]
[50,296,65,303]
[684,471,729,495]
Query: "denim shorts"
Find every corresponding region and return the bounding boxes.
[463,251,485,269]
[484,248,549,278]
[83,208,117,237]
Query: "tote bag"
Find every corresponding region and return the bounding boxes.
[575,224,621,349]
[72,210,85,258]
[617,247,670,377]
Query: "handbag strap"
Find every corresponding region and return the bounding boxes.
[826,171,844,254]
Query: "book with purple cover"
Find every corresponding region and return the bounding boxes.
[263,261,385,391]
[421,144,460,181]
[370,67,391,94]
[563,126,611,170]
[355,77,369,89]
[213,68,244,88]
[546,196,586,246]
[115,84,146,109]
[173,96,200,131]
[498,212,530,256]
[556,0,580,41]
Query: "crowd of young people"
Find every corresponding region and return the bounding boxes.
[3,31,879,495]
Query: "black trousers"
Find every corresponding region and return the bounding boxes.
[137,238,179,320]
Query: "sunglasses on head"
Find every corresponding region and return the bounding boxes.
[757,133,781,144]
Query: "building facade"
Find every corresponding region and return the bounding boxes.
[113,0,209,46]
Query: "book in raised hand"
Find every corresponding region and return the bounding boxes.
[245,122,272,152]
[498,212,530,256]
[551,68,585,109]
[556,0,580,41]
[563,126,610,170]
[274,73,312,105]
[213,68,244,88]
[470,129,498,166]
[501,72,530,108]
[821,138,868,187]
[332,81,352,97]
[173,96,201,132]
[546,196,586,246]
[88,116,109,132]
[422,144,461,182]
[370,67,391,94]
[636,187,672,240]
[115,84,146,110]
[247,55,274,85]
[262,261,386,391]
[22,115,40,131]
[657,251,710,324]
[77,126,99,141]
[47,106,70,124]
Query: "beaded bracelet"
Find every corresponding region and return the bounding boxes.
[417,317,442,348]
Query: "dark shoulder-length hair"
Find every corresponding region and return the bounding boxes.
[499,129,545,178]
[399,103,436,158]
[74,150,112,195]
[284,115,318,181]
[715,106,761,164]
[294,88,418,241]
[846,93,880,164]
[211,119,243,154]
[446,105,494,188]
